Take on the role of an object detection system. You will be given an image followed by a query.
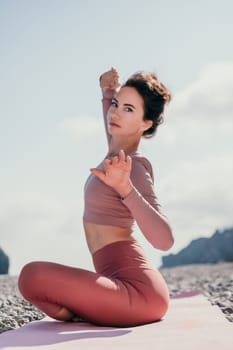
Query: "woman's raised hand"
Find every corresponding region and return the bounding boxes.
[90,149,133,198]
[100,67,121,91]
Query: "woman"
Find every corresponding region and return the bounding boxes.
[18,67,174,327]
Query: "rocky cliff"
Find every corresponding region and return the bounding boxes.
[161,227,233,268]
[0,247,9,274]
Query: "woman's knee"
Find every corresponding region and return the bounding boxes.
[18,261,45,300]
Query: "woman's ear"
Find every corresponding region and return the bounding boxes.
[142,119,153,132]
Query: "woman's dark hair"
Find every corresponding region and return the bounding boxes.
[122,72,171,138]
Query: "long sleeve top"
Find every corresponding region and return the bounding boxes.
[83,89,173,250]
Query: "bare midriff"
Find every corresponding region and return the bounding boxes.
[83,222,133,254]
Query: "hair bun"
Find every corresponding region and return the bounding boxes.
[148,74,171,104]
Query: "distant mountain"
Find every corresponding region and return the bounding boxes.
[0,247,9,274]
[161,227,233,268]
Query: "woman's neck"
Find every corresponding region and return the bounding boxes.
[107,137,140,157]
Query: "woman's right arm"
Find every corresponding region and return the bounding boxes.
[99,67,120,145]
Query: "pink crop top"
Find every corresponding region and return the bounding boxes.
[83,153,161,229]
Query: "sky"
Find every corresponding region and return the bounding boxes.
[0,0,233,275]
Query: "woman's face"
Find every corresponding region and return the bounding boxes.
[107,86,152,138]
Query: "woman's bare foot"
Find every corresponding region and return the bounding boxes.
[53,306,74,321]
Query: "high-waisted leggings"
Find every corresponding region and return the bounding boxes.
[18,240,169,327]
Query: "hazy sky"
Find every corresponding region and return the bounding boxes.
[1,0,233,275]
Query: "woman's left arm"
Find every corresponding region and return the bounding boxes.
[91,151,174,251]
[121,159,174,251]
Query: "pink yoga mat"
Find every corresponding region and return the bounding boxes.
[0,293,232,350]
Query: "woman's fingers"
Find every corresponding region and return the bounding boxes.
[104,158,111,166]
[119,149,126,162]
[100,67,120,90]
[110,67,120,88]
[102,150,132,172]
[111,156,119,165]
[105,150,126,166]
[90,167,105,181]
[90,150,132,190]
[126,155,132,169]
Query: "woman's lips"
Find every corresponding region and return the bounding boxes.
[109,122,120,127]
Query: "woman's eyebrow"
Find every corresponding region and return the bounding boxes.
[124,103,136,109]
[113,97,136,109]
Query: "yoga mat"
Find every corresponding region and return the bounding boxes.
[0,293,232,350]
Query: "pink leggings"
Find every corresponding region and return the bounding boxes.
[18,240,169,327]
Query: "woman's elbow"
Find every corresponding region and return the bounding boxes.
[161,234,174,251]
[157,226,174,251]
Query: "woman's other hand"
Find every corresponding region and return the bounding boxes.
[100,67,121,91]
[90,149,133,198]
